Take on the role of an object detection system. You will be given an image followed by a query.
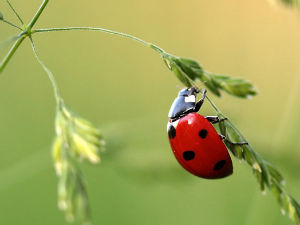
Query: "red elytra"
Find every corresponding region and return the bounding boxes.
[168,113,233,179]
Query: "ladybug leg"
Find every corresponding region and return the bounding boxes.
[206,116,227,124]
[219,134,248,145]
[194,89,207,112]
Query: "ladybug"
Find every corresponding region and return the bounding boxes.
[167,87,247,179]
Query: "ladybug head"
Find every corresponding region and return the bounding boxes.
[168,87,200,120]
[178,87,199,97]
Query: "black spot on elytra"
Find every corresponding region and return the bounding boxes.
[213,160,226,171]
[168,125,176,139]
[183,151,195,161]
[199,129,208,138]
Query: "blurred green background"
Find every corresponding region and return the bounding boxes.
[0,0,299,225]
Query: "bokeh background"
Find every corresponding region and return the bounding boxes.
[0,0,299,225]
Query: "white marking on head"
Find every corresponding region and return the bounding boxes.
[168,119,180,130]
[184,95,196,103]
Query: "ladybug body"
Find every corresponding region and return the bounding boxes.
[167,87,233,179]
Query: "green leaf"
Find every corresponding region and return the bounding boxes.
[215,110,300,224]
[211,74,257,98]
[173,57,201,80]
[265,161,284,184]
[0,12,3,20]
[161,53,256,98]
[176,57,221,96]
[253,168,265,192]
[289,196,300,223]
[163,56,193,87]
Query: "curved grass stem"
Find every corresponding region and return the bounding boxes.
[29,37,61,102]
[32,27,151,47]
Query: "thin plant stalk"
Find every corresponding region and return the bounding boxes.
[32,27,151,47]
[1,19,22,30]
[0,0,49,73]
[29,37,61,102]
[0,36,26,73]
[5,0,24,25]
[27,0,49,30]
